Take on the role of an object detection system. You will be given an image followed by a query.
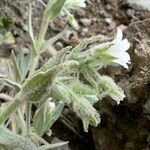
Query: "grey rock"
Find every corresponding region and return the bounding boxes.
[127,0,150,11]
[80,18,92,26]
[143,99,150,114]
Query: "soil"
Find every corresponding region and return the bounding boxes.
[0,0,150,150]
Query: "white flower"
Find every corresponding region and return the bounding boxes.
[106,28,131,68]
[64,0,86,10]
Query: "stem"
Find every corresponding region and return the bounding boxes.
[28,55,40,77]
[26,50,40,136]
[64,9,71,16]
[31,132,49,145]
[36,19,49,53]
[0,96,21,124]
[25,8,50,137]
[39,19,49,41]
[17,108,27,136]
[11,115,18,134]
[26,102,31,137]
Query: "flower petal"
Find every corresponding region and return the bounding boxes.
[112,59,129,69]
[118,39,130,52]
[113,27,123,43]
[122,52,130,64]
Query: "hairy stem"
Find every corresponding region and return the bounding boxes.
[26,102,31,137]
[17,108,27,136]
[0,96,21,124]
[28,55,40,77]
[26,54,40,136]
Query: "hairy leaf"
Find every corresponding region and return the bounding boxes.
[0,126,37,150]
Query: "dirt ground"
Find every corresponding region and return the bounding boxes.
[0,0,150,150]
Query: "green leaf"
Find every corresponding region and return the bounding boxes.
[11,51,22,83]
[9,49,31,84]
[44,0,66,21]
[33,100,48,136]
[0,78,21,92]
[41,101,64,136]
[34,101,64,136]
[21,60,79,103]
[0,126,37,150]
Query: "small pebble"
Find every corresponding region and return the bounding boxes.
[81,28,89,36]
[105,18,116,29]
[80,18,92,26]
[55,41,63,50]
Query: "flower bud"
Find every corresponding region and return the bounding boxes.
[46,102,56,112]
[98,75,125,104]
[72,97,100,132]
[67,15,79,30]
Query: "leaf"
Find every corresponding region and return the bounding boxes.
[34,101,64,136]
[0,78,21,92]
[9,49,31,84]
[0,126,37,150]
[41,101,64,136]
[11,51,22,83]
[21,60,79,103]
[44,0,66,21]
[33,100,48,136]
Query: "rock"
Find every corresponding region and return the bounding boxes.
[92,19,150,150]
[80,18,92,26]
[69,36,81,47]
[81,28,89,36]
[55,42,64,50]
[143,99,150,114]
[127,0,150,11]
[105,18,116,29]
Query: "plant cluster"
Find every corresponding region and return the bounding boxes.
[0,0,130,149]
